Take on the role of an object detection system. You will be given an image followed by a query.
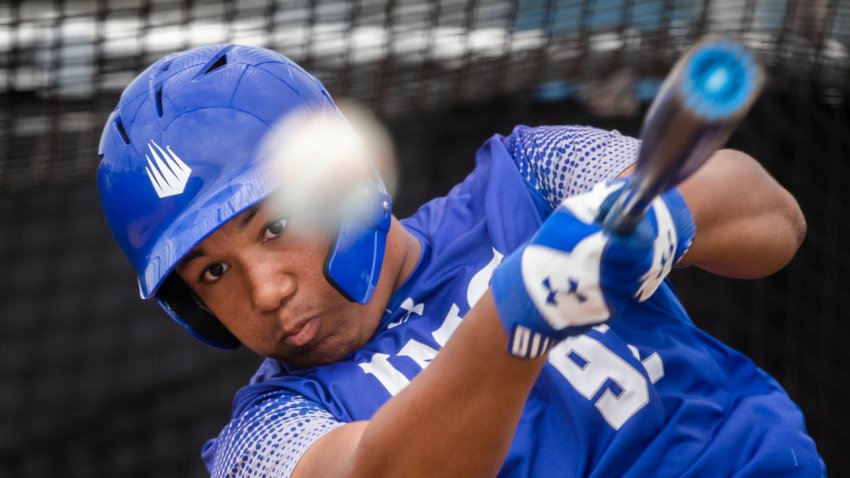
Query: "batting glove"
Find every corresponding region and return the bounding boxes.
[491,180,695,359]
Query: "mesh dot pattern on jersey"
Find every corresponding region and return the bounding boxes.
[503,125,640,210]
[204,392,343,478]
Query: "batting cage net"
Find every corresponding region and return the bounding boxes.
[1,0,848,476]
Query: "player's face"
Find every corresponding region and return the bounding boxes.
[175,203,390,368]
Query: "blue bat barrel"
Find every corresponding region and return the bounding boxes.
[603,37,763,235]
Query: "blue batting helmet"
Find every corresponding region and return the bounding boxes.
[97,44,392,349]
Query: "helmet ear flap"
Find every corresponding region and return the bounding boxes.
[155,274,241,349]
[324,189,392,304]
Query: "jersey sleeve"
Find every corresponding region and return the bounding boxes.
[501,125,640,211]
[202,391,344,478]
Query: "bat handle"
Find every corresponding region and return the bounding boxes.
[602,176,649,235]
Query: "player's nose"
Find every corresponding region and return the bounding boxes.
[243,260,296,314]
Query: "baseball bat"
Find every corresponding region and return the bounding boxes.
[602,37,763,235]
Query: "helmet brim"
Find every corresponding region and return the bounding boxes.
[138,161,276,299]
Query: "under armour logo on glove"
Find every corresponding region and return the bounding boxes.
[521,235,610,331]
[542,276,587,305]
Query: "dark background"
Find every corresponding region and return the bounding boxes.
[1,1,848,476]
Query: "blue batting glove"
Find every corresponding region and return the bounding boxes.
[491,180,695,359]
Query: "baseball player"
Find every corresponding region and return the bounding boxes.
[97,45,824,477]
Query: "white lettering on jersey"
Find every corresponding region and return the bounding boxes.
[549,325,652,430]
[467,248,503,308]
[361,303,462,397]
[627,344,665,384]
[358,353,410,396]
[360,250,502,395]
[399,340,439,370]
[432,304,462,347]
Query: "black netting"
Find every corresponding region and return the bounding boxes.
[2,1,848,476]
[3,0,849,189]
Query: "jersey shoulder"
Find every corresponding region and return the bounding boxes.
[202,389,342,478]
[500,124,639,209]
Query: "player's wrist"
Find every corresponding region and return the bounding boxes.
[626,186,695,302]
[664,187,696,264]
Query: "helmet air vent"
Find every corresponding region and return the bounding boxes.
[150,57,175,118]
[203,55,228,75]
[192,45,234,80]
[114,116,131,145]
[154,88,164,117]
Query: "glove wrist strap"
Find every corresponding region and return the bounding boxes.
[491,249,589,359]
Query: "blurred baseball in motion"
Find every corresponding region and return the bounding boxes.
[259,101,398,232]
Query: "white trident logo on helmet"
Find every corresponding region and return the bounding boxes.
[144,140,192,198]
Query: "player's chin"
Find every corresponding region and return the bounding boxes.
[270,333,357,369]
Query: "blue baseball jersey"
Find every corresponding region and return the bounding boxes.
[202,125,824,477]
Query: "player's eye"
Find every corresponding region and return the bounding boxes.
[201,262,230,283]
[262,215,288,242]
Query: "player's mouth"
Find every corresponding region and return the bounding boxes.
[281,316,320,347]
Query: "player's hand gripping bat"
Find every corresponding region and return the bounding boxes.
[602,37,763,235]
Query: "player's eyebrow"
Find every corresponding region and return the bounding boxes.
[239,206,260,230]
[176,206,260,272]
[178,248,206,271]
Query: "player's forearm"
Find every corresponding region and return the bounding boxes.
[297,292,545,478]
[675,149,806,277]
[352,291,544,477]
